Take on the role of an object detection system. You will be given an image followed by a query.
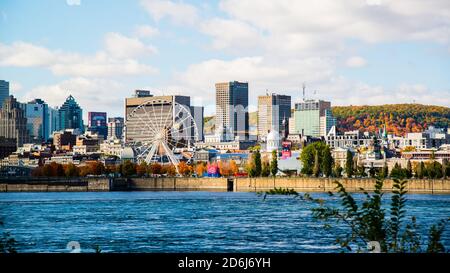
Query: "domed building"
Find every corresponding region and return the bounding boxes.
[120,147,136,162]
[266,129,281,152]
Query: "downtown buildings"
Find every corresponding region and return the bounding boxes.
[257,93,291,141]
[292,99,336,137]
[0,80,9,108]
[215,81,249,140]
[58,95,84,133]
[0,96,30,147]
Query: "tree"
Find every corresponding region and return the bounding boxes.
[406,160,413,178]
[150,163,162,175]
[442,159,449,179]
[64,163,79,177]
[195,162,207,177]
[333,164,343,178]
[230,160,238,176]
[345,150,354,178]
[254,150,262,177]
[121,160,136,177]
[261,161,270,177]
[321,146,333,177]
[300,142,328,175]
[136,161,148,177]
[270,150,278,177]
[246,159,257,178]
[178,162,192,177]
[416,161,425,179]
[313,150,320,177]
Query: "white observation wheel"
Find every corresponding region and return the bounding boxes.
[124,98,199,174]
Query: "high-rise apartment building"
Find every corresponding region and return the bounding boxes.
[88,112,107,139]
[58,95,84,133]
[25,99,49,142]
[215,81,249,140]
[257,93,291,140]
[48,107,60,139]
[294,99,336,137]
[0,96,30,147]
[107,117,124,140]
[0,80,9,108]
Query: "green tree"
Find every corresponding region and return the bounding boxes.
[442,159,448,179]
[313,150,320,177]
[321,146,333,177]
[406,160,413,178]
[261,161,270,177]
[300,142,327,175]
[416,161,424,179]
[270,150,278,177]
[333,164,343,178]
[345,150,354,178]
[254,150,262,177]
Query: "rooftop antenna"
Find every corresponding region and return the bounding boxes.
[302,82,306,102]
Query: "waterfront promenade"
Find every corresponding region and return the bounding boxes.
[1,177,450,194]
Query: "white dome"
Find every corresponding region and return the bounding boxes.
[267,130,281,141]
[120,147,135,159]
[266,130,281,152]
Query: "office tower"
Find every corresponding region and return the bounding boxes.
[215,81,249,140]
[25,99,49,142]
[0,80,9,108]
[293,99,336,137]
[58,95,84,133]
[320,109,337,137]
[257,93,291,140]
[48,107,60,139]
[88,112,107,139]
[190,106,204,141]
[0,96,30,147]
[107,117,124,140]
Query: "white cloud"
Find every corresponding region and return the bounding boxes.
[0,33,158,77]
[345,56,367,68]
[66,0,81,6]
[140,0,198,25]
[134,25,160,38]
[104,32,157,58]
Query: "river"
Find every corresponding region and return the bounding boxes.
[0,191,449,253]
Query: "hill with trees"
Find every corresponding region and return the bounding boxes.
[331,104,450,136]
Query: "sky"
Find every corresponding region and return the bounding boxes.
[0,0,449,120]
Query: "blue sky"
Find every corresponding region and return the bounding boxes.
[0,0,449,119]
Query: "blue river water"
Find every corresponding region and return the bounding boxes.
[0,191,449,253]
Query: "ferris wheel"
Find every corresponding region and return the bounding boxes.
[124,98,199,174]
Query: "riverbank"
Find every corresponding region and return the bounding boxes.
[0,177,449,193]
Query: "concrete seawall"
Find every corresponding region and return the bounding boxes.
[0,177,449,193]
[0,177,110,192]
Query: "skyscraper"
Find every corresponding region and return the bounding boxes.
[215,81,249,140]
[0,80,9,108]
[58,95,84,133]
[0,95,30,147]
[88,112,107,139]
[107,117,124,140]
[48,107,60,138]
[25,99,49,142]
[190,106,204,141]
[258,93,291,140]
[293,99,336,137]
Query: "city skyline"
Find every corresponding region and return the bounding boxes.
[0,0,449,120]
